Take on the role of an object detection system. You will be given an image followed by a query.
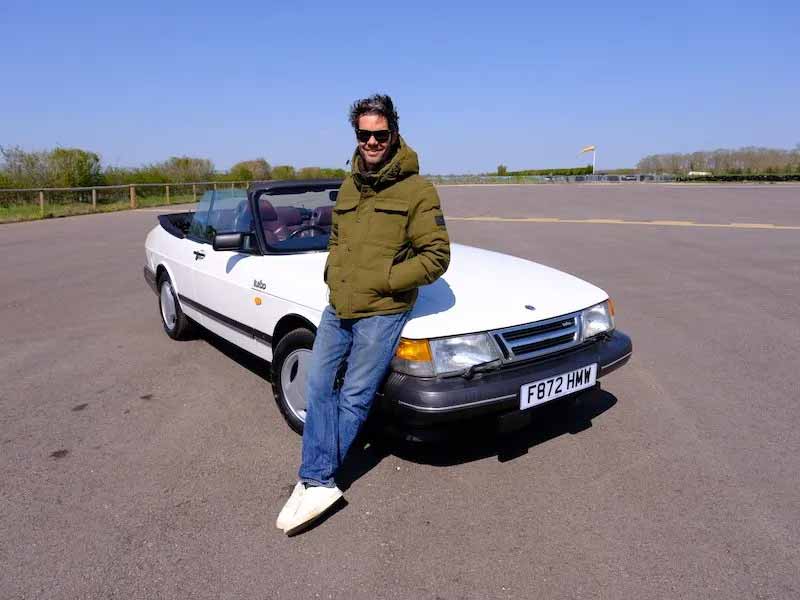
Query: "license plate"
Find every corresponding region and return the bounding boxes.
[519,364,597,410]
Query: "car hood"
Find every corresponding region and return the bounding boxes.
[268,243,608,339]
[403,243,608,338]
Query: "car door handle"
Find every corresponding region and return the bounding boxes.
[193,250,206,260]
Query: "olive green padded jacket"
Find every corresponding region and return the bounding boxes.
[324,137,450,319]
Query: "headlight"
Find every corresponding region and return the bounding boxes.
[581,300,615,339]
[392,333,502,377]
[429,333,502,376]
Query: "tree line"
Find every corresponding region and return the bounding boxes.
[0,146,347,189]
[637,146,800,175]
[6,144,799,189]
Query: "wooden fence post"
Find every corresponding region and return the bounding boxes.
[91,188,97,211]
[39,190,44,216]
[129,185,137,209]
[165,184,170,204]
[192,184,197,202]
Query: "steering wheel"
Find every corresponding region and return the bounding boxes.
[287,225,328,239]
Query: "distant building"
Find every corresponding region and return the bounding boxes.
[687,171,712,177]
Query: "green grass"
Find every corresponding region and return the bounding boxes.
[0,193,198,224]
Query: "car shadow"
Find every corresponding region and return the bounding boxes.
[195,329,617,489]
[400,388,617,466]
[199,328,273,383]
[335,387,618,490]
[225,253,253,274]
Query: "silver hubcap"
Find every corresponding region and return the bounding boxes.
[160,282,177,330]
[281,348,312,422]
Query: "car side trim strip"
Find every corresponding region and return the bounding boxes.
[177,294,273,346]
[601,352,631,371]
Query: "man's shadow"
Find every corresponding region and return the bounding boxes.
[409,277,456,319]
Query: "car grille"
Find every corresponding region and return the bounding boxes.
[492,312,581,363]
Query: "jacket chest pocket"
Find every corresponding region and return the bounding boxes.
[370,198,409,249]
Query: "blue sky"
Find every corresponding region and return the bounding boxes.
[1,1,798,173]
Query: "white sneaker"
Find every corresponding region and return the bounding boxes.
[275,482,305,530]
[282,485,343,535]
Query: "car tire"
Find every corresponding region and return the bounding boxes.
[271,328,316,435]
[158,273,194,340]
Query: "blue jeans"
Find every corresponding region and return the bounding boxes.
[299,304,410,488]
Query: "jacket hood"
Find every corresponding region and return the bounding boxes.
[351,135,419,190]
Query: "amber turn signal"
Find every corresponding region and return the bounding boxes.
[608,298,615,316]
[395,338,432,362]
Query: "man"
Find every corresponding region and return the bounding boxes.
[276,94,451,535]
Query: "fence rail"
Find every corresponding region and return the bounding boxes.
[0,181,253,223]
[0,180,253,194]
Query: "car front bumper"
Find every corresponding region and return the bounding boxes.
[376,330,632,432]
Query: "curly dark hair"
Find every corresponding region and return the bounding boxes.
[348,94,399,132]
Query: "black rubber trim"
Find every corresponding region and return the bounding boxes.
[377,330,632,427]
[157,213,191,239]
[248,179,343,195]
[177,293,272,346]
[143,267,157,294]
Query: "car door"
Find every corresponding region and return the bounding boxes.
[165,192,215,326]
[191,182,339,363]
[188,189,273,361]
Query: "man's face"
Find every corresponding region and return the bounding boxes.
[356,114,394,170]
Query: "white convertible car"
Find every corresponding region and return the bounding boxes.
[144,180,632,439]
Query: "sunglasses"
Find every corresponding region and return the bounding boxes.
[355,128,392,144]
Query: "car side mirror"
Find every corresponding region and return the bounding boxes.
[213,232,255,253]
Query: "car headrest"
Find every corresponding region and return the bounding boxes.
[275,206,303,226]
[312,205,333,226]
[258,197,278,222]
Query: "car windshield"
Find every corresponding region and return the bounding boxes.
[256,185,338,252]
[188,189,251,243]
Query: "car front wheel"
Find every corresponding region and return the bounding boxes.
[158,274,194,340]
[271,328,316,435]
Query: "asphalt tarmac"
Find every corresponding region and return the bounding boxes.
[2,184,798,599]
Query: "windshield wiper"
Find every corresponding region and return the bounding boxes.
[462,358,503,380]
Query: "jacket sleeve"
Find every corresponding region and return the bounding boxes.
[327,210,339,251]
[324,201,339,283]
[388,184,450,293]
[327,176,350,253]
